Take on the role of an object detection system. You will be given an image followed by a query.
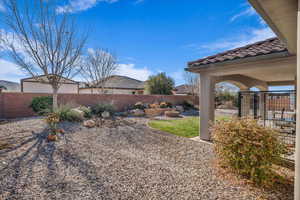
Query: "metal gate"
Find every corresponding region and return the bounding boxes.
[238,90,296,149]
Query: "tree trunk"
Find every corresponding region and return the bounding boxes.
[53,88,58,110]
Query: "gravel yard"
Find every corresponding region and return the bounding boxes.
[0,118,293,200]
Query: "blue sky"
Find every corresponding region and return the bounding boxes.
[0,0,280,87]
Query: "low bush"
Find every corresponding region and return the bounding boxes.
[91,103,115,117]
[78,106,92,119]
[133,102,146,110]
[212,118,287,186]
[180,100,194,110]
[64,110,84,122]
[54,104,84,122]
[30,96,53,115]
[159,102,172,108]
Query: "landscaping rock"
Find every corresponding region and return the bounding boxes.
[101,111,111,119]
[175,105,184,113]
[83,120,96,128]
[145,108,174,117]
[131,109,145,117]
[165,110,180,118]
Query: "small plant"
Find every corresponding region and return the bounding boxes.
[45,112,60,133]
[78,106,92,118]
[149,103,160,109]
[54,104,72,121]
[65,110,84,122]
[212,118,287,186]
[91,103,115,117]
[30,96,53,115]
[133,102,146,110]
[54,104,85,122]
[159,102,172,108]
[180,100,194,110]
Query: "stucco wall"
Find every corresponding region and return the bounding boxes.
[0,93,198,119]
[23,82,78,94]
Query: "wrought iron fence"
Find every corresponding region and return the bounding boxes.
[238,90,296,151]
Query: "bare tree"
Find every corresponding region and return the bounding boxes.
[183,71,200,96]
[80,48,118,93]
[1,0,87,109]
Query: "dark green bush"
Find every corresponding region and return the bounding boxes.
[91,103,115,116]
[133,102,146,110]
[212,118,287,186]
[30,96,53,115]
[159,102,172,108]
[181,100,194,110]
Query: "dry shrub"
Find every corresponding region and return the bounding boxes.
[211,117,288,186]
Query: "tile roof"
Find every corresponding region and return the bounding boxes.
[82,75,145,89]
[174,84,194,95]
[188,37,288,67]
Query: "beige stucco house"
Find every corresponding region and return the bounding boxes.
[21,75,79,94]
[187,0,299,198]
[79,75,145,95]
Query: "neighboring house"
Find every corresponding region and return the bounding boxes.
[173,84,197,96]
[79,75,145,95]
[0,80,20,92]
[21,75,79,94]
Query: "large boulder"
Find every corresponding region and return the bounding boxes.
[101,111,111,119]
[165,110,180,118]
[83,120,96,128]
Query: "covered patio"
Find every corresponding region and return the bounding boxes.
[187,0,300,199]
[187,37,296,141]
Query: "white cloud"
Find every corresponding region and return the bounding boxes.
[230,7,256,22]
[0,59,25,82]
[199,27,276,52]
[116,63,153,81]
[0,2,5,12]
[56,0,119,13]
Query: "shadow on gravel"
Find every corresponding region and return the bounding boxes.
[0,123,111,199]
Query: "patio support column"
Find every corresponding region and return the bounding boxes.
[199,74,215,141]
[295,2,300,200]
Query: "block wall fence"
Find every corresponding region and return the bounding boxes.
[0,92,199,119]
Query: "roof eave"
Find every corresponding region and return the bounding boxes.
[186,51,291,73]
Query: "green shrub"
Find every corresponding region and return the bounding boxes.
[159,102,172,108]
[54,104,84,122]
[180,100,194,110]
[212,118,287,186]
[78,106,92,119]
[91,103,115,117]
[133,102,146,110]
[30,96,53,115]
[54,104,72,121]
[64,110,84,122]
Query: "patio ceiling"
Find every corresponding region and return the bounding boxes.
[249,0,298,54]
